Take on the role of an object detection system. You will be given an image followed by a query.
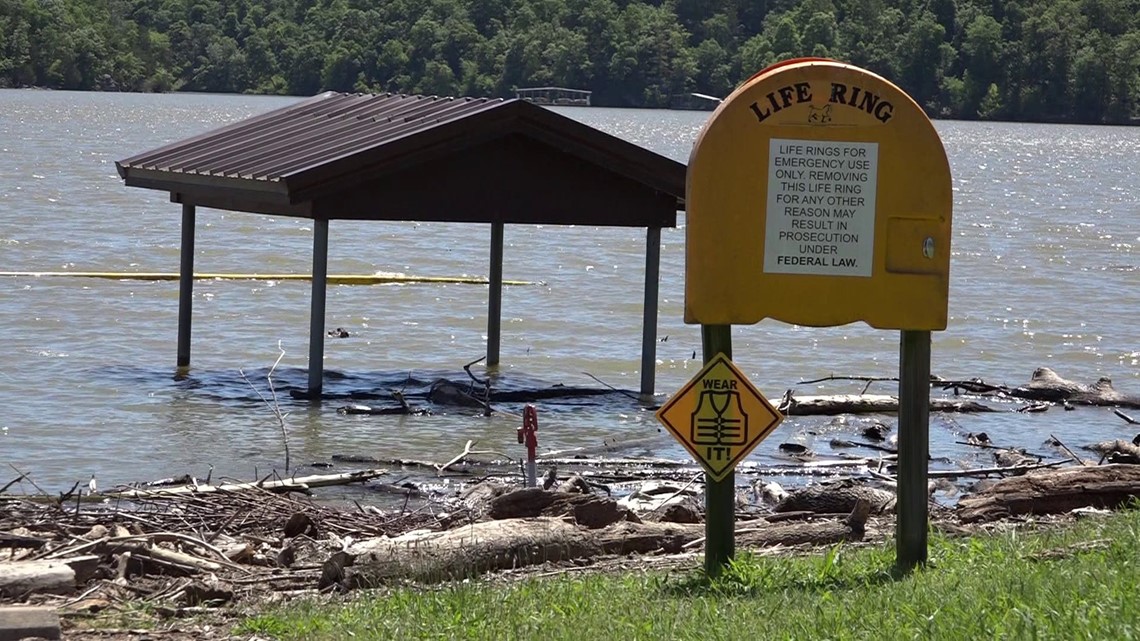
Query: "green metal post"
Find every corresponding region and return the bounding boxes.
[701,324,734,577]
[896,329,931,570]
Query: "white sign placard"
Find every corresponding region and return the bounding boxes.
[763,138,879,277]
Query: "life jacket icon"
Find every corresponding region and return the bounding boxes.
[691,390,748,446]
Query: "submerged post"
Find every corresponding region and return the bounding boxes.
[486,222,504,366]
[307,218,330,396]
[897,329,932,569]
[640,227,662,397]
[176,203,196,369]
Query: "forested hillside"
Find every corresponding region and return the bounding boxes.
[1,0,1138,123]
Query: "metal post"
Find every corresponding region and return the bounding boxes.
[897,329,931,570]
[701,324,734,576]
[520,405,539,487]
[176,203,196,369]
[307,218,330,397]
[640,227,662,397]
[487,222,504,366]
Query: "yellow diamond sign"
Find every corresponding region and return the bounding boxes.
[656,353,785,481]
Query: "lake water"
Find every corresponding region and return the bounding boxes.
[1,89,1138,494]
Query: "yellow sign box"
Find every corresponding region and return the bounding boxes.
[656,353,784,481]
[686,59,952,330]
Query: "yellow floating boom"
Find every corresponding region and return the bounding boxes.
[0,271,538,286]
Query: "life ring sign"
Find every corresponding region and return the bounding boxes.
[685,58,952,330]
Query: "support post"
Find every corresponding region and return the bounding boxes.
[307,218,330,397]
[176,203,196,369]
[701,324,734,577]
[486,222,504,366]
[639,227,662,397]
[896,329,931,570]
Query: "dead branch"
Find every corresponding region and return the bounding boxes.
[463,356,492,416]
[797,375,900,386]
[239,341,291,473]
[7,464,51,499]
[0,474,27,495]
[781,394,997,415]
[435,440,514,476]
[1048,434,1087,466]
[103,469,389,499]
[928,459,1070,479]
[581,372,640,400]
[437,440,476,475]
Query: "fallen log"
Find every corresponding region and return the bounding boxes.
[335,518,698,588]
[0,555,100,598]
[337,403,431,416]
[487,488,634,528]
[103,469,388,499]
[0,532,47,550]
[780,394,996,416]
[943,368,1140,409]
[956,464,1140,523]
[1013,368,1140,408]
[774,480,895,514]
[738,500,870,548]
[333,505,871,588]
[1083,439,1140,464]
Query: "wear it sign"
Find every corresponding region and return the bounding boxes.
[655,354,784,481]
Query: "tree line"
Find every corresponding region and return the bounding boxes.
[1,0,1138,124]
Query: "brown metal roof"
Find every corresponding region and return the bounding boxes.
[117,92,685,227]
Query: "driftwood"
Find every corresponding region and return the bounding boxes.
[536,432,665,459]
[1116,409,1139,425]
[957,464,1140,523]
[740,499,870,548]
[0,555,100,597]
[780,394,996,416]
[487,488,634,528]
[927,460,1070,479]
[334,518,698,588]
[942,368,1140,409]
[104,469,389,499]
[1083,439,1140,464]
[338,403,431,416]
[774,480,895,514]
[1015,368,1140,407]
[333,504,870,589]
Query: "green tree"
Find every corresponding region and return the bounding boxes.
[960,14,1003,113]
[896,11,950,109]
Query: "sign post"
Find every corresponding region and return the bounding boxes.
[897,329,931,566]
[683,58,952,572]
[701,325,734,574]
[655,327,785,576]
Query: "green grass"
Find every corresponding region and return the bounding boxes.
[240,510,1140,641]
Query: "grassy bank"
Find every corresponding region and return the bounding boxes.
[241,510,1140,640]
